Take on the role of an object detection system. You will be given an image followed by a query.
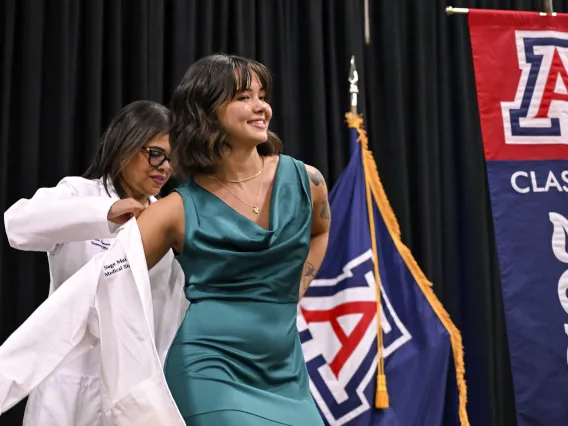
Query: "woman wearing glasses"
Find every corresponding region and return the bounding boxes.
[4,100,176,426]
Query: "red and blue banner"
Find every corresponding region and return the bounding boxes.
[468,9,568,425]
[297,114,469,425]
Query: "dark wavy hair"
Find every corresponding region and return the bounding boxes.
[169,53,283,178]
[83,100,172,199]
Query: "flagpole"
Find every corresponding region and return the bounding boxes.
[348,56,390,409]
[446,1,556,15]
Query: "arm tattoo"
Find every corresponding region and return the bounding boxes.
[319,199,331,220]
[301,261,317,295]
[308,170,325,186]
[304,261,316,279]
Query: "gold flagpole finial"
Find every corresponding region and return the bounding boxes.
[349,56,359,114]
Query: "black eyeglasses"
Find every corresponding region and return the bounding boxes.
[142,147,172,167]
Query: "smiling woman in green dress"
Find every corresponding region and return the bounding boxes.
[136,53,330,425]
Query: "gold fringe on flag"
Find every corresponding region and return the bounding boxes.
[346,112,470,426]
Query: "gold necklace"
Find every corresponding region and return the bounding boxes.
[207,158,265,214]
[207,166,262,183]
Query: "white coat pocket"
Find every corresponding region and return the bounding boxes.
[24,373,102,426]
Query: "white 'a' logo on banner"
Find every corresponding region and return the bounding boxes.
[502,31,568,144]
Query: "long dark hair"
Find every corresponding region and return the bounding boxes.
[169,53,282,178]
[83,100,172,198]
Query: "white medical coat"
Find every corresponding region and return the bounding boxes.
[0,218,187,425]
[3,177,188,425]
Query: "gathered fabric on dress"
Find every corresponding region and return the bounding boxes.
[165,154,324,426]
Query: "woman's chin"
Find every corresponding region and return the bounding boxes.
[144,186,162,198]
[252,134,269,145]
[245,127,268,142]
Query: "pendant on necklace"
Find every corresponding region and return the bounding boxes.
[253,206,260,214]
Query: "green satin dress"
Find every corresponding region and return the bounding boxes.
[165,154,324,425]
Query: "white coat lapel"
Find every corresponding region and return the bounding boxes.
[95,219,185,425]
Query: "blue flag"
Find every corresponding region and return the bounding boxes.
[297,113,469,426]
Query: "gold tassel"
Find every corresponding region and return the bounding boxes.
[357,113,390,411]
[375,374,389,408]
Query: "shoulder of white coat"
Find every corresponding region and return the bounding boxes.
[57,176,113,197]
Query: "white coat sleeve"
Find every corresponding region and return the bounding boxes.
[3,177,118,252]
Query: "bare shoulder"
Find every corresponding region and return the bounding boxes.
[136,191,185,268]
[150,192,184,227]
[305,164,326,188]
[158,191,184,209]
[145,191,184,217]
[304,164,328,202]
[304,163,331,232]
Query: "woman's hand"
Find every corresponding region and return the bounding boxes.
[107,199,147,224]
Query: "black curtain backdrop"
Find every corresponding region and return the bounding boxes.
[1,0,565,425]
